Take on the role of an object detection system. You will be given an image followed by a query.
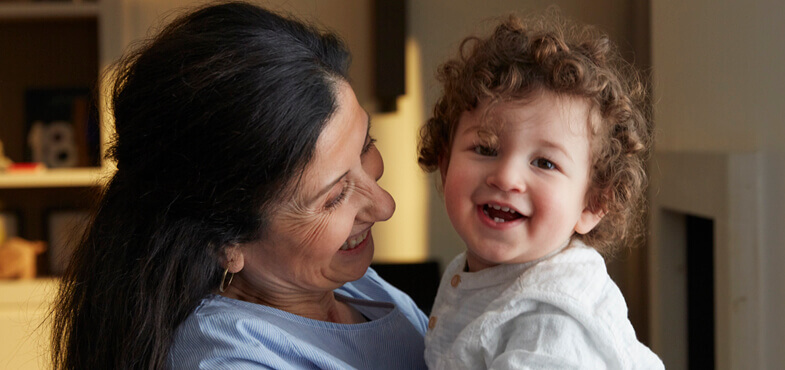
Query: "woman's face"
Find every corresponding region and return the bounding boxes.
[232,82,395,300]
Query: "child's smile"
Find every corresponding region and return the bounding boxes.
[441,91,604,272]
[478,203,526,228]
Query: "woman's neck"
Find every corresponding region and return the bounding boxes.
[221,281,366,324]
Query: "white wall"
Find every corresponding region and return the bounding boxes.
[652,0,785,367]
[756,9,785,365]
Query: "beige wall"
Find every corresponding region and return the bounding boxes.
[652,0,785,367]
[652,0,785,152]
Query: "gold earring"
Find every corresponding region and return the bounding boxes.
[219,268,234,293]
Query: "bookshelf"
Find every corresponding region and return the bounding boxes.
[0,0,105,278]
[0,278,58,369]
[0,167,110,189]
[0,4,106,365]
[0,1,99,20]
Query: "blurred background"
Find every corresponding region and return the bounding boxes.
[0,0,782,369]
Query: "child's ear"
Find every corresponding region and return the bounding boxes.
[574,205,605,235]
[438,155,449,183]
[223,244,245,273]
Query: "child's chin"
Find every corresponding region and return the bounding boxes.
[466,248,509,270]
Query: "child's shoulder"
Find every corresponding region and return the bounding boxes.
[541,240,605,267]
[517,240,617,308]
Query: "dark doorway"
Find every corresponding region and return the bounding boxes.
[686,214,715,369]
[371,261,440,315]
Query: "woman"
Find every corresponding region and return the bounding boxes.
[50,2,428,369]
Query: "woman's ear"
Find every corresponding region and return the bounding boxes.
[223,244,245,273]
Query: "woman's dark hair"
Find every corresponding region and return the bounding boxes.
[50,2,350,369]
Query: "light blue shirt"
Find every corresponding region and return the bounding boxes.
[169,268,429,369]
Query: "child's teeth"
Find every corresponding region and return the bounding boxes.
[494,217,505,223]
[486,204,518,214]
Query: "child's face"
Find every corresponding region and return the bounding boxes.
[441,91,603,272]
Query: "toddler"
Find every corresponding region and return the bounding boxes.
[419,14,664,369]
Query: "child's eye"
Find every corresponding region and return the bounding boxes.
[473,145,497,156]
[531,158,556,170]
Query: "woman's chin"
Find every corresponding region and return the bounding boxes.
[336,232,375,281]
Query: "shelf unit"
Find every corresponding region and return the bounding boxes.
[0,0,105,278]
[0,167,111,189]
[0,278,58,369]
[0,1,99,20]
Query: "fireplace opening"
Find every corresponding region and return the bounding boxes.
[686,214,714,369]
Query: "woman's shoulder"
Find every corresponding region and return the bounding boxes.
[175,295,284,340]
[169,295,300,368]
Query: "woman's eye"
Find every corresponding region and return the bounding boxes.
[531,158,556,170]
[325,188,348,210]
[473,145,497,156]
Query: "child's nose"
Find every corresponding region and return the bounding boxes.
[486,159,526,193]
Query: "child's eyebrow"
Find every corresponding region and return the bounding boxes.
[457,123,481,136]
[538,140,575,164]
[458,121,499,138]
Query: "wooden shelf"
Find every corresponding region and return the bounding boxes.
[0,1,98,20]
[0,167,111,188]
[0,278,57,369]
[0,278,57,306]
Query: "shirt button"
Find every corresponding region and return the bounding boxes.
[428,316,437,329]
[450,274,461,287]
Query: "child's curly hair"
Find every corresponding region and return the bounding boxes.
[418,14,651,254]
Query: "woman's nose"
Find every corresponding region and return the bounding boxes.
[368,184,395,222]
[486,159,526,193]
[358,149,395,222]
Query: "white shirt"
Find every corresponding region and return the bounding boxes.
[424,240,664,369]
